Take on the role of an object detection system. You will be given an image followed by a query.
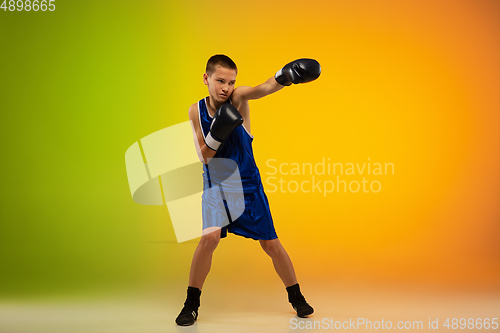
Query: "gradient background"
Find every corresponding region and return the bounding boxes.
[1,0,499,331]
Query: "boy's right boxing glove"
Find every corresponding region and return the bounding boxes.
[275,58,321,86]
[205,103,243,151]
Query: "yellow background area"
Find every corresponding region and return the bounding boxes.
[1,0,499,308]
[166,0,500,291]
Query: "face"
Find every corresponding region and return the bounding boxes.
[203,65,237,104]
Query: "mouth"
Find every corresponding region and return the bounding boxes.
[220,93,228,98]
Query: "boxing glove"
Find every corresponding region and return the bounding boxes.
[205,103,243,151]
[275,58,321,86]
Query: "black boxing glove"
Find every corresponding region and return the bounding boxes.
[205,103,243,151]
[275,58,321,86]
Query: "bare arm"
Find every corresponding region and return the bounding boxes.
[232,58,321,104]
[188,104,216,164]
[231,77,285,103]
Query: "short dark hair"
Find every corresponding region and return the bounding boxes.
[206,54,237,76]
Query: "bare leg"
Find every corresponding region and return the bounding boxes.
[260,238,314,317]
[176,229,221,326]
[260,238,298,287]
[188,228,221,289]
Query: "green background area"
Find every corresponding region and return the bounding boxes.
[0,0,196,299]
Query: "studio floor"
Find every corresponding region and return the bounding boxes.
[1,280,499,333]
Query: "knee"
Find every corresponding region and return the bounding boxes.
[199,230,220,251]
[260,239,281,258]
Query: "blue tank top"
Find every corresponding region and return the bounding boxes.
[198,97,262,193]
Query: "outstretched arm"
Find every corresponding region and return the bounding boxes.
[231,76,284,102]
[231,58,321,103]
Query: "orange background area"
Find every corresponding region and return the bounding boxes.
[147,0,500,292]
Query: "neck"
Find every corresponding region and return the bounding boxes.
[206,96,226,116]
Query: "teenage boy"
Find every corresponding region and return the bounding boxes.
[176,54,321,326]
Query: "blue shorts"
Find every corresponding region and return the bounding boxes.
[202,189,278,241]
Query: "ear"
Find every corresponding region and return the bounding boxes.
[203,73,209,85]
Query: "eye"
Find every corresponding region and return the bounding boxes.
[218,79,224,83]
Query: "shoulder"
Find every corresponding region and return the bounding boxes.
[231,86,252,104]
[188,102,198,120]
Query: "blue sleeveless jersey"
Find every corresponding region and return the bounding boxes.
[197,97,277,240]
[198,97,263,193]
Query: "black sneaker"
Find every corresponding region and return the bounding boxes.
[175,303,198,326]
[286,283,314,318]
[290,295,314,317]
[175,287,201,326]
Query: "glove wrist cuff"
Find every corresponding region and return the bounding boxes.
[205,131,221,151]
[275,69,291,86]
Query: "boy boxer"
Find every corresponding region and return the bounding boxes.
[176,54,321,326]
